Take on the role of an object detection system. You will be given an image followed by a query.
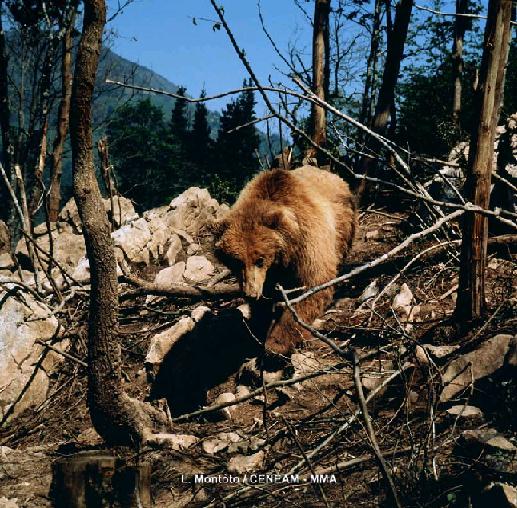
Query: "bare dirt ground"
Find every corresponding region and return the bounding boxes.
[0,208,515,507]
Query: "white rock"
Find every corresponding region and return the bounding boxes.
[446,405,484,420]
[154,262,185,286]
[228,451,265,474]
[0,288,65,420]
[184,256,214,283]
[191,305,210,322]
[235,385,251,398]
[0,497,19,508]
[145,317,195,366]
[165,234,182,266]
[164,434,198,451]
[392,283,414,313]
[72,256,90,283]
[202,432,241,454]
[187,244,201,255]
[358,279,379,303]
[440,334,515,402]
[237,304,251,319]
[112,217,151,265]
[213,392,236,420]
[0,253,13,269]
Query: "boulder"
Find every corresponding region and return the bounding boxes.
[228,451,265,474]
[0,287,65,420]
[212,392,236,420]
[16,231,86,272]
[154,262,185,285]
[183,256,214,283]
[112,217,151,265]
[481,483,517,508]
[57,196,137,234]
[165,234,183,266]
[440,334,516,402]
[202,432,241,455]
[145,317,195,370]
[0,252,13,269]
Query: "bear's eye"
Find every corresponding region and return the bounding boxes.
[255,257,265,268]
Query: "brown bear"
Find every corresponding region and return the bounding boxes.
[214,165,356,357]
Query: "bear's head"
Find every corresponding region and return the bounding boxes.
[213,203,299,299]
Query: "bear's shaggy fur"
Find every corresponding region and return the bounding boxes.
[215,165,356,356]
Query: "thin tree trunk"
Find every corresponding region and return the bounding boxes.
[49,5,76,222]
[452,0,469,129]
[305,0,331,163]
[370,0,413,133]
[359,0,383,127]
[0,0,13,224]
[70,0,152,445]
[455,0,513,327]
[357,0,413,200]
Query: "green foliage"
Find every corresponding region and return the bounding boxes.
[212,79,260,202]
[108,82,261,210]
[107,98,182,211]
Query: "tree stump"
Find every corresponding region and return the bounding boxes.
[52,451,151,507]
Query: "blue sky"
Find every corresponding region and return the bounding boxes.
[106,1,314,112]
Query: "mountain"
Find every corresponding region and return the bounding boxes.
[96,47,281,153]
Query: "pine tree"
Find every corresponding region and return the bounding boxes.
[213,79,259,201]
[170,86,189,143]
[108,98,181,210]
[188,89,213,184]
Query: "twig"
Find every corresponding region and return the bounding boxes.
[414,3,517,25]
[120,263,240,300]
[36,340,87,368]
[281,415,330,507]
[353,350,403,508]
[170,366,350,423]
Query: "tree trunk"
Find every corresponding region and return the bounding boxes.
[452,0,469,129]
[70,0,152,446]
[370,0,412,133]
[0,0,13,224]
[49,5,76,222]
[305,0,331,163]
[357,0,413,200]
[455,0,513,327]
[359,0,383,128]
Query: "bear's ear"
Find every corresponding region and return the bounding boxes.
[263,208,299,233]
[208,217,230,237]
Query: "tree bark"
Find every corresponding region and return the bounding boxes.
[357,0,413,199]
[455,0,513,327]
[305,0,331,163]
[70,0,152,445]
[452,0,469,129]
[359,0,383,128]
[0,0,13,224]
[49,5,76,222]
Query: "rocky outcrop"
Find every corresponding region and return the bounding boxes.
[0,288,67,420]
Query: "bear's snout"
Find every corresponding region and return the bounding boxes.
[243,266,266,300]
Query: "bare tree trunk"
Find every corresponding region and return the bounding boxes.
[70,0,152,445]
[49,5,76,222]
[452,0,469,129]
[370,0,412,133]
[455,0,513,327]
[357,0,413,200]
[305,0,331,163]
[0,0,13,224]
[359,0,383,127]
